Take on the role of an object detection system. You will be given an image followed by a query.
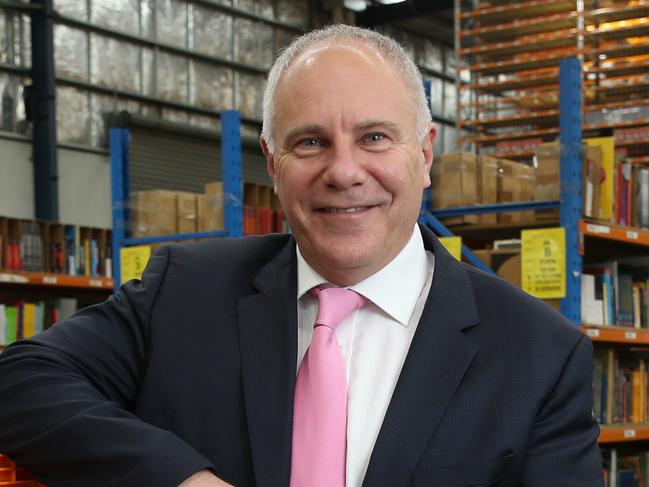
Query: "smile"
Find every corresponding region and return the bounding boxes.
[318,206,372,213]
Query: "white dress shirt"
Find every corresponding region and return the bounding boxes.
[296,225,435,487]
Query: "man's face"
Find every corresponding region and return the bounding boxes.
[262,41,435,285]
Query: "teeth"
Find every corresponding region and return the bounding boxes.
[324,207,365,213]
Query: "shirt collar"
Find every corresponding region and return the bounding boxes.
[296,225,429,326]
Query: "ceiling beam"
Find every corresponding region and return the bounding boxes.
[356,0,453,27]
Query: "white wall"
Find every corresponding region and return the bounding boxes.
[58,147,111,228]
[0,136,34,219]
[0,135,111,228]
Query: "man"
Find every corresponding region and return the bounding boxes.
[0,25,603,487]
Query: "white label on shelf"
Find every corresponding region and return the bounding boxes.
[89,279,103,288]
[42,276,58,284]
[586,224,610,234]
[626,231,639,240]
[625,331,638,340]
[0,273,28,284]
[586,329,600,338]
[624,429,637,438]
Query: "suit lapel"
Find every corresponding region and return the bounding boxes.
[363,226,481,487]
[237,239,298,487]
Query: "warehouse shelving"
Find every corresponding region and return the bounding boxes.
[109,111,244,287]
[0,271,113,290]
[457,3,649,465]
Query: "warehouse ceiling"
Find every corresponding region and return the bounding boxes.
[346,0,455,46]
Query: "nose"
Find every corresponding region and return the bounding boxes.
[321,142,367,190]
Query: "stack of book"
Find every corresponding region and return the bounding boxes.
[0,299,78,346]
[601,448,649,487]
[582,262,648,328]
[614,152,649,229]
[593,348,649,426]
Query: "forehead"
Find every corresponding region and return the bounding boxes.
[282,39,403,89]
[273,40,415,132]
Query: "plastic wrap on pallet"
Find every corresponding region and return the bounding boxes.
[442,81,456,120]
[236,72,264,120]
[236,0,274,19]
[191,60,233,111]
[443,125,458,153]
[234,18,274,68]
[0,72,18,131]
[157,52,188,103]
[161,108,189,124]
[276,0,308,25]
[191,5,232,60]
[91,34,140,92]
[56,86,90,144]
[427,77,443,118]
[421,39,443,72]
[141,47,155,96]
[91,0,140,36]
[141,0,154,38]
[189,114,218,131]
[53,25,88,81]
[240,122,260,141]
[275,28,294,53]
[53,0,88,20]
[125,186,227,238]
[156,0,187,48]
[444,47,455,78]
[0,9,7,64]
[12,14,30,67]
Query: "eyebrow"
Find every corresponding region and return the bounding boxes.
[282,124,326,148]
[281,119,404,148]
[355,120,403,139]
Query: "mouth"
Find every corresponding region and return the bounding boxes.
[315,204,380,214]
[317,206,371,213]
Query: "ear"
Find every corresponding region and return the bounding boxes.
[260,135,278,191]
[421,123,437,188]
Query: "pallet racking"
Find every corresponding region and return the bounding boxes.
[454,2,649,475]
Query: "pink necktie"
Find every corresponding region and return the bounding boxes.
[290,287,367,487]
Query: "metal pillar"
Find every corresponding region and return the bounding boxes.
[110,127,130,288]
[30,0,58,221]
[221,111,243,238]
[559,58,583,326]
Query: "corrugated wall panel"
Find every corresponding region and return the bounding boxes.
[129,125,270,194]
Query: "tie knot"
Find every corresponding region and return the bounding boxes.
[310,286,367,331]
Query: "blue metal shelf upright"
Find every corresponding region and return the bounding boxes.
[418,57,583,326]
[110,110,244,288]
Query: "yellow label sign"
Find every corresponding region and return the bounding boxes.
[439,236,462,261]
[120,245,152,284]
[521,228,566,299]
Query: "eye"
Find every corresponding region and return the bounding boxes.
[365,133,386,143]
[298,137,321,148]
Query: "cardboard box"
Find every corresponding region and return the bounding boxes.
[479,156,499,224]
[199,182,224,231]
[176,191,198,234]
[431,152,479,225]
[583,145,602,219]
[131,190,177,237]
[533,142,602,220]
[472,248,560,312]
[498,159,536,223]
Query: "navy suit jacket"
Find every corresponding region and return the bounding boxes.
[0,226,603,486]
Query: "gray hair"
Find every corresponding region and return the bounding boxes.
[261,24,432,154]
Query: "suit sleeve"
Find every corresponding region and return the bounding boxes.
[522,334,604,487]
[0,247,214,487]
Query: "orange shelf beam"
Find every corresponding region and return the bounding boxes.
[599,424,649,444]
[580,220,649,248]
[0,270,113,290]
[582,325,649,344]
